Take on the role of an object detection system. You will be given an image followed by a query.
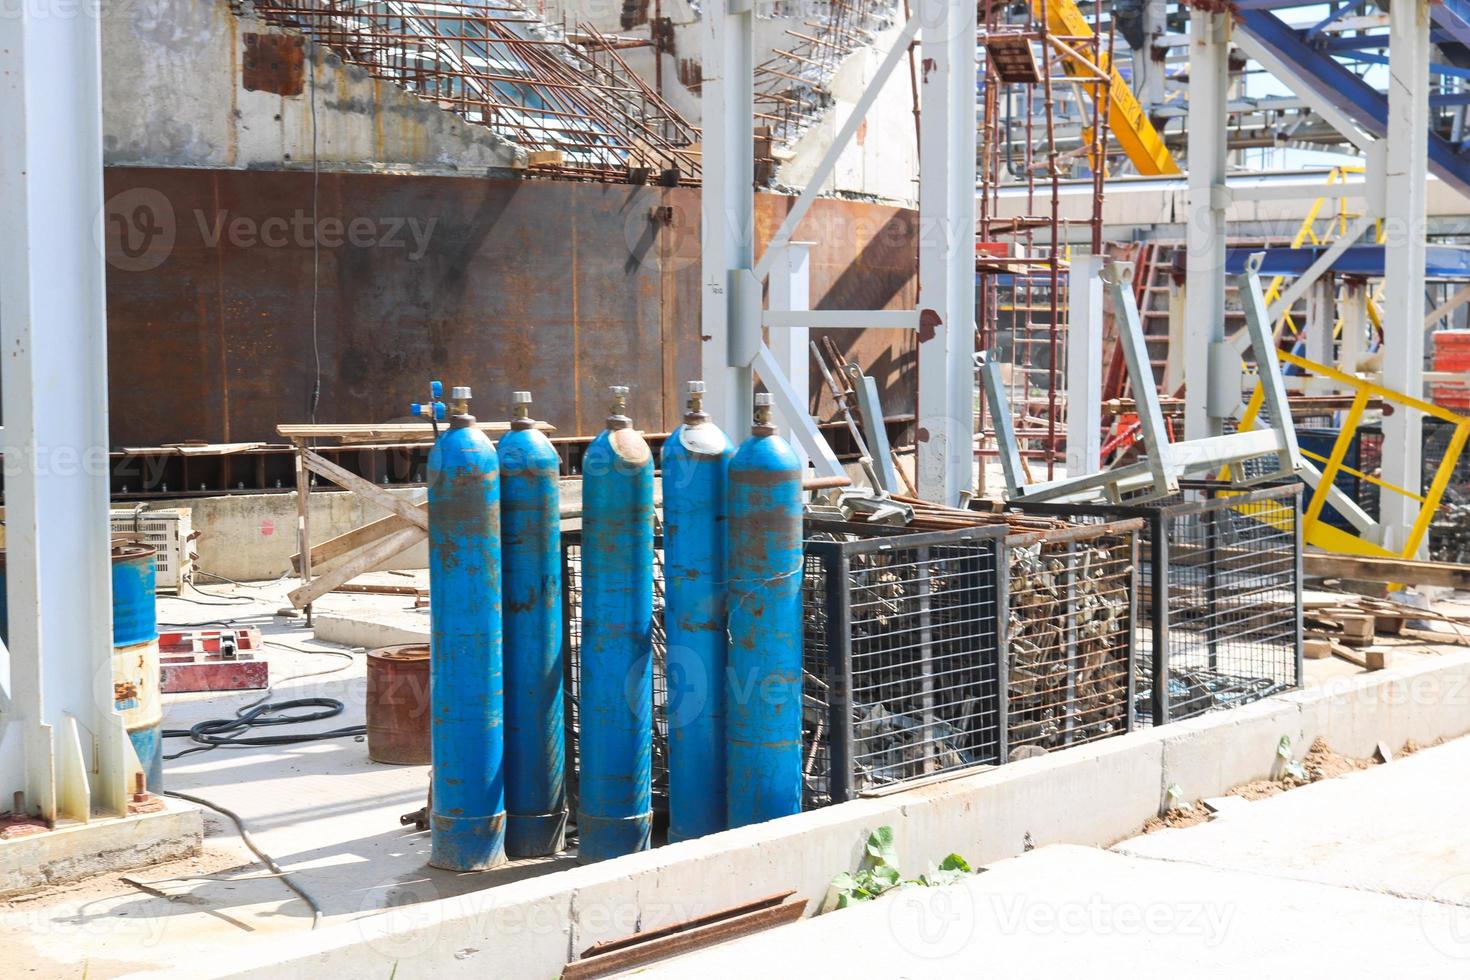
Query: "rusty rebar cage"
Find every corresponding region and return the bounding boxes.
[1000,520,1139,754]
[1015,482,1304,727]
[802,521,1008,808]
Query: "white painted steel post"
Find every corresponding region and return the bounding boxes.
[767,243,812,474]
[916,0,975,505]
[0,0,128,820]
[1305,276,1336,367]
[701,0,756,432]
[1184,10,1229,440]
[1381,0,1431,551]
[1340,278,1369,373]
[1066,255,1105,478]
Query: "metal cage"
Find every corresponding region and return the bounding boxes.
[1000,520,1140,754]
[1016,481,1303,726]
[561,520,1010,822]
[802,521,1008,807]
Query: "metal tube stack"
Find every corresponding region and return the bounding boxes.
[726,392,805,828]
[425,386,507,871]
[500,391,568,858]
[578,385,655,862]
[660,380,735,841]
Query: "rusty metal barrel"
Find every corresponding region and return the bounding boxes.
[366,644,432,765]
[112,544,164,793]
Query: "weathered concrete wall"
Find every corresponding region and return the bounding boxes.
[102,0,522,175]
[544,0,918,203]
[170,488,429,582]
[777,18,920,204]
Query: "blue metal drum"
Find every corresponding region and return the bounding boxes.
[112,544,162,793]
[426,387,507,871]
[499,391,568,857]
[660,381,734,841]
[578,386,655,862]
[726,393,804,828]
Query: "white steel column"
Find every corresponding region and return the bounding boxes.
[916,0,977,504]
[700,0,755,431]
[0,0,127,820]
[1184,10,1230,439]
[1340,278,1368,373]
[1065,255,1105,478]
[767,243,812,474]
[1137,0,1167,112]
[1305,276,1336,366]
[1380,0,1431,550]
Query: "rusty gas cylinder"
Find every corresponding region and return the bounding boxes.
[366,644,431,765]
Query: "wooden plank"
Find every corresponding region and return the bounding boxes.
[287,524,426,608]
[277,421,553,443]
[1328,640,1387,671]
[563,894,806,980]
[1303,552,1470,590]
[302,450,429,531]
[1303,638,1334,660]
[292,505,426,573]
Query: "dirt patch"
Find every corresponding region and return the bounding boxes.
[1140,807,1210,834]
[1143,737,1378,834]
[1400,736,1447,756]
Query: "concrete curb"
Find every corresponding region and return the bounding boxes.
[0,799,202,899]
[153,649,1470,979]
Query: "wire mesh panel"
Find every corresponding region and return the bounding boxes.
[1016,482,1303,726]
[804,522,1007,807]
[1001,521,1139,754]
[561,533,670,823]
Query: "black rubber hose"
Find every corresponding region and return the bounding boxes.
[164,698,365,759]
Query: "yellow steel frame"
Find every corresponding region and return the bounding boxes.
[1263,166,1385,346]
[1237,351,1470,562]
[1031,0,1181,176]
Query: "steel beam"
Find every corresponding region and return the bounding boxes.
[1235,8,1470,198]
[1380,0,1431,551]
[0,0,127,820]
[1184,10,1230,439]
[1065,255,1104,478]
[700,0,755,432]
[915,0,976,505]
[766,243,812,474]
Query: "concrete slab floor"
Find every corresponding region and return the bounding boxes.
[623,736,1470,977]
[1,577,572,978]
[5,575,1468,977]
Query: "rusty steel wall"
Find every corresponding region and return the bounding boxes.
[101,169,917,446]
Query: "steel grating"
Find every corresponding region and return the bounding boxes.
[1017,481,1303,727]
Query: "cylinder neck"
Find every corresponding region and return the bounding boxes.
[606,389,632,430]
[751,401,776,437]
[450,413,477,430]
[511,405,535,431]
